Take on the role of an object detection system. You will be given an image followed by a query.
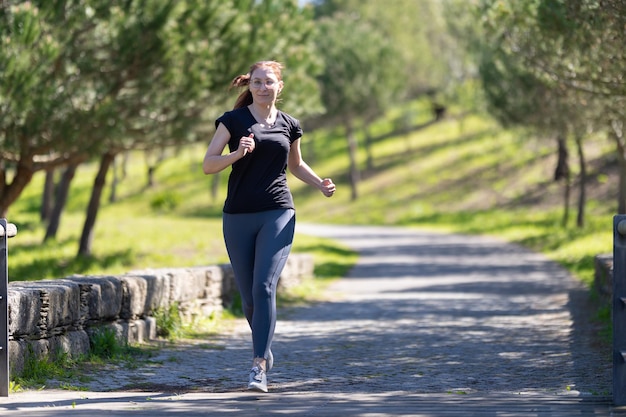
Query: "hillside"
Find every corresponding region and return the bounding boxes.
[6,102,616,289]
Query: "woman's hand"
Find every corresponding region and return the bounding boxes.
[320,178,336,197]
[239,133,255,156]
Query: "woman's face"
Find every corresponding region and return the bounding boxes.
[249,67,282,106]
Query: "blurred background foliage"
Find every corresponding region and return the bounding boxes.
[0,0,624,303]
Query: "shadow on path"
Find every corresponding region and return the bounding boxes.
[276,225,612,397]
[0,224,620,416]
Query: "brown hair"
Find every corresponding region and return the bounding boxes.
[231,61,284,110]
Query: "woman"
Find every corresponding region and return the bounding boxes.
[202,61,335,393]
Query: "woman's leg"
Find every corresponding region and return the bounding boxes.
[223,213,257,325]
[223,209,295,365]
[250,209,295,362]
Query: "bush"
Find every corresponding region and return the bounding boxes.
[90,327,124,359]
[149,191,181,212]
[153,302,183,340]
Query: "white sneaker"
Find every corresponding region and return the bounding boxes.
[248,366,268,393]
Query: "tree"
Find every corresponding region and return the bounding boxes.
[311,11,403,199]
[473,0,626,218]
[314,0,453,99]
[308,0,459,198]
[76,0,322,256]
[0,1,90,217]
[461,0,626,226]
[1,0,322,256]
[477,45,579,226]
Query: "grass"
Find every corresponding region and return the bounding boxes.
[291,111,615,291]
[11,328,149,391]
[153,302,185,341]
[10,309,235,391]
[5,97,618,389]
[5,97,616,297]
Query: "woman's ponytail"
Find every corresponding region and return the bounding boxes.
[231,74,253,109]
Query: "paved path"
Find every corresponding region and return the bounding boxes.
[0,225,623,416]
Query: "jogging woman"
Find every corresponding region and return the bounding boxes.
[202,60,335,392]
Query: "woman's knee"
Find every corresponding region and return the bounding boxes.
[253,281,274,301]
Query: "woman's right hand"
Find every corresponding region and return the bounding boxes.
[239,133,255,156]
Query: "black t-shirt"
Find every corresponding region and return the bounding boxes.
[215,107,303,214]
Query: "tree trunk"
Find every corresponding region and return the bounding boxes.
[305,131,316,163]
[211,172,221,203]
[0,161,35,218]
[574,132,586,228]
[147,166,156,188]
[345,121,360,201]
[78,152,116,256]
[554,134,570,228]
[0,160,5,202]
[611,119,626,214]
[44,162,79,242]
[121,152,129,180]
[562,175,571,228]
[363,121,374,172]
[145,148,166,189]
[109,155,118,203]
[41,169,56,222]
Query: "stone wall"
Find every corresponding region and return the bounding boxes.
[7,254,313,376]
[594,253,613,303]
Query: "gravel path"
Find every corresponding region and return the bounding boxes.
[0,224,616,416]
[77,224,611,395]
[281,225,611,396]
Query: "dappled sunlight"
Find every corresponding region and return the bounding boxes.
[287,224,610,397]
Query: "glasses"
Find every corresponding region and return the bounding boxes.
[250,79,278,89]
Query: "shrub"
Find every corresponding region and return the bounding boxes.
[149,191,181,212]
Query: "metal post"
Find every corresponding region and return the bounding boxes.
[0,219,16,397]
[613,215,626,405]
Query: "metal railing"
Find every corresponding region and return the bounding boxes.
[1,219,17,397]
[614,215,626,405]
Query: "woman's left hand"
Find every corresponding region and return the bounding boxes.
[320,178,336,197]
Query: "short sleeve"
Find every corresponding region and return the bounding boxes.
[215,111,232,131]
[285,113,303,144]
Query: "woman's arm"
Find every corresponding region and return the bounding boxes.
[288,138,335,197]
[202,123,255,174]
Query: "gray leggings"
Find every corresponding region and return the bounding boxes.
[223,208,295,361]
